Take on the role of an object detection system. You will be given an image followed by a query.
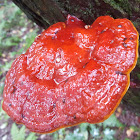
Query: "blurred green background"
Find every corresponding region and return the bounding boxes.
[0,1,139,140]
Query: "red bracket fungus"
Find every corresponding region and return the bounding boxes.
[2,15,139,133]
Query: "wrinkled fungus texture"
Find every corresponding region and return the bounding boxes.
[2,15,139,133]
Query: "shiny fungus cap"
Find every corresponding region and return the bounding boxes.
[2,15,139,133]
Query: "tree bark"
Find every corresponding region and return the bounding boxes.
[12,0,66,29]
[12,0,140,114]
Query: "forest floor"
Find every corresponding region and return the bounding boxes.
[0,1,140,140]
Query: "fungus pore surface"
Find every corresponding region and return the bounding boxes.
[2,15,139,133]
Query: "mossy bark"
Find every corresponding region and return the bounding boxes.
[12,0,140,114]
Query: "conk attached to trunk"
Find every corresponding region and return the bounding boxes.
[2,15,139,133]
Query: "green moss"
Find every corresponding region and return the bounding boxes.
[137,74,140,79]
[118,0,132,14]
[136,57,140,68]
[103,0,132,15]
[132,0,140,12]
[95,0,101,6]
[54,0,140,25]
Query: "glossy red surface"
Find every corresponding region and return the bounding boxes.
[2,15,138,133]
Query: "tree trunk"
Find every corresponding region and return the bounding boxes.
[12,0,140,114]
